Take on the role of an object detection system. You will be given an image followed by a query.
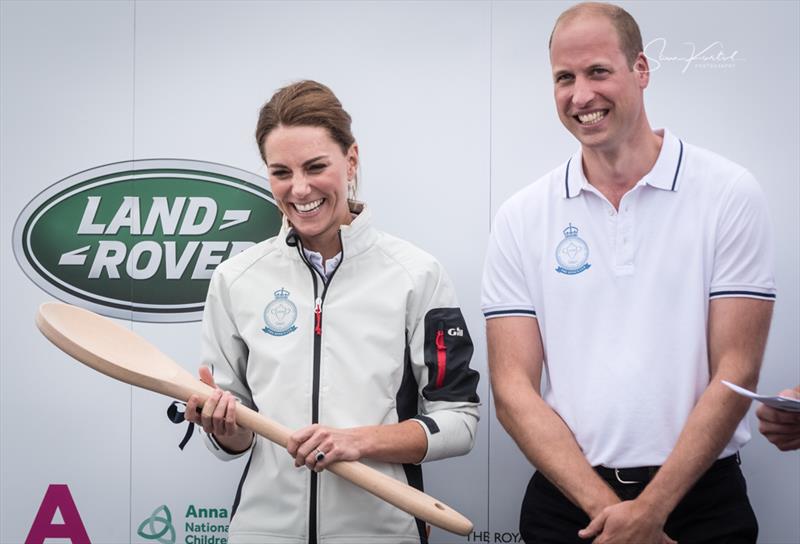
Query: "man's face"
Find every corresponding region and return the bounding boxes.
[550,14,649,151]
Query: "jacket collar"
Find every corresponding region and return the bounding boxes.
[279,200,377,261]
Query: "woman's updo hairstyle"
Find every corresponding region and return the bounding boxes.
[255,80,356,166]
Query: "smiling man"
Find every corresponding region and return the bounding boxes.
[482,3,775,543]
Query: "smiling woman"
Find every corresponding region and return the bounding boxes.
[263,124,356,259]
[183,80,481,544]
[256,81,359,261]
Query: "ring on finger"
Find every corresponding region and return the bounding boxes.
[314,449,325,462]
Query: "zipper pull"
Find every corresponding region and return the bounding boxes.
[435,324,447,388]
[314,297,322,336]
[435,329,446,350]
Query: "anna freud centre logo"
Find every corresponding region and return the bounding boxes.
[13,160,282,322]
[138,504,230,544]
[138,505,176,544]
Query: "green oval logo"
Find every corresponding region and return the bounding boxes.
[13,159,281,322]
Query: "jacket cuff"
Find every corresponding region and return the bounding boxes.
[203,430,255,460]
[412,410,478,463]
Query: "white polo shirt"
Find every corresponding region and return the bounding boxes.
[482,129,776,468]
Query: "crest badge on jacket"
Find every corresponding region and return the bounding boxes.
[262,288,298,336]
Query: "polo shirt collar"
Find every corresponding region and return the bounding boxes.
[563,128,685,199]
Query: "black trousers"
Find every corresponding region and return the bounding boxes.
[520,455,758,544]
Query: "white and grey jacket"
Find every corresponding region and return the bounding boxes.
[200,204,481,544]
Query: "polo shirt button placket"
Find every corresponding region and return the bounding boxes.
[616,199,635,272]
[607,207,618,258]
[626,208,635,268]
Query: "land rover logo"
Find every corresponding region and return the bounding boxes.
[13,159,281,322]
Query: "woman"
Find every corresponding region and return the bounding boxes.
[185,80,480,544]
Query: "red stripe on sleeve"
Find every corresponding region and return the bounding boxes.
[435,329,446,388]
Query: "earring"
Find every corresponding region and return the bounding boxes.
[347,182,356,201]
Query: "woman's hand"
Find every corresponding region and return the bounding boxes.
[286,420,428,471]
[185,366,253,453]
[287,424,364,472]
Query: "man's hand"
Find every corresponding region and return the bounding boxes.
[757,387,800,451]
[578,500,676,544]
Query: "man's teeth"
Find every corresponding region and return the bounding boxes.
[578,111,606,125]
[295,199,324,212]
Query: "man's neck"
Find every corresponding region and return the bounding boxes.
[581,125,663,209]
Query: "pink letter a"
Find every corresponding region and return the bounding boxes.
[25,484,90,544]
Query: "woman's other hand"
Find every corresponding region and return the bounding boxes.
[185,366,253,453]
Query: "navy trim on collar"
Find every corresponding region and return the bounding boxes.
[563,130,684,197]
[671,140,684,191]
[564,158,572,199]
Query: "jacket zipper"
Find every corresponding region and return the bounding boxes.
[295,233,344,544]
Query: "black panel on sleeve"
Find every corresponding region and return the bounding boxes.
[413,415,441,434]
[397,335,428,543]
[422,308,480,403]
[397,338,420,421]
[231,443,256,520]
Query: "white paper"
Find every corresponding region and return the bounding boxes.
[722,380,800,413]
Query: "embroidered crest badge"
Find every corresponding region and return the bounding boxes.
[555,223,591,275]
[262,288,298,336]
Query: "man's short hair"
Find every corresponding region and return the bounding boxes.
[549,2,643,68]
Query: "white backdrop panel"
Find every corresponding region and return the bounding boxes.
[1,1,797,544]
[1,1,135,543]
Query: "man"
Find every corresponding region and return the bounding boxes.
[757,386,800,451]
[481,3,775,543]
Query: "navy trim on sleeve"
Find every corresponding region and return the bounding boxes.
[709,290,776,300]
[483,309,537,318]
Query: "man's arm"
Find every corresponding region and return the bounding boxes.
[581,297,773,543]
[487,316,620,518]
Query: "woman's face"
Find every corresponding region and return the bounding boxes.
[264,125,357,255]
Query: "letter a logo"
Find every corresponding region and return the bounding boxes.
[25,484,90,544]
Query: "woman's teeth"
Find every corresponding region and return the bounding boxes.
[294,199,324,213]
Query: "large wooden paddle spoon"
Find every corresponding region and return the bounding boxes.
[35,301,473,536]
